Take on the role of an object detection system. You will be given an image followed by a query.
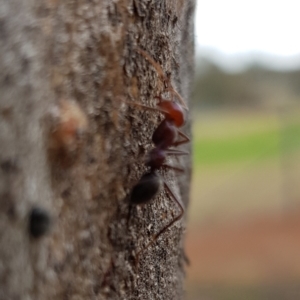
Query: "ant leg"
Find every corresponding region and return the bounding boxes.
[165,149,189,156]
[136,48,166,83]
[135,181,184,266]
[125,100,169,115]
[165,149,189,168]
[166,86,189,110]
[173,130,190,147]
[162,164,184,173]
[163,180,185,228]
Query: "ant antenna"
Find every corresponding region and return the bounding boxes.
[136,47,188,110]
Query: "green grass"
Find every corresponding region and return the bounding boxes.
[194,129,279,166]
[281,122,300,151]
[192,111,300,169]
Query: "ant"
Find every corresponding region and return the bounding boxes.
[127,48,190,266]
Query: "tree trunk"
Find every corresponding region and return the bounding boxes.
[0,0,195,299]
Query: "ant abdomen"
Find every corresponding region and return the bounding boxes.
[152,119,177,149]
[130,172,162,205]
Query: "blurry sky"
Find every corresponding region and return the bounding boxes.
[195,0,300,72]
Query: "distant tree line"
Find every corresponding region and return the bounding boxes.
[192,59,300,109]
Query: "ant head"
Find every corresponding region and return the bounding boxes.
[157,100,185,127]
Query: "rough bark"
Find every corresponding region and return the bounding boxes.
[0,0,195,299]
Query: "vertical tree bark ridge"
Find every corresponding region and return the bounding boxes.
[0,0,195,299]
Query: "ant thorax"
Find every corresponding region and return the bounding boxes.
[146,147,166,170]
[152,119,178,149]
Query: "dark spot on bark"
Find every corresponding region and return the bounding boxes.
[0,158,19,173]
[29,207,52,238]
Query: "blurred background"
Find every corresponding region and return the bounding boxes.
[186,1,300,299]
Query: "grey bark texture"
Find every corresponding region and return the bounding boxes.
[0,0,195,299]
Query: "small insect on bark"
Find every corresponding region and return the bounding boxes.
[128,47,190,266]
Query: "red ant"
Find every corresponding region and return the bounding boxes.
[127,48,190,266]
